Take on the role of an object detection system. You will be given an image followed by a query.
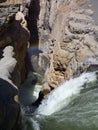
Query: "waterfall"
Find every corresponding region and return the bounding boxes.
[37,71,97,116]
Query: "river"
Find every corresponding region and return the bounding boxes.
[21,71,98,130]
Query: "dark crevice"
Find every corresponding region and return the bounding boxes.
[26,0,40,47]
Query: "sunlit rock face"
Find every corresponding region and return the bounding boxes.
[1,0,98,91]
[0,0,27,4]
[38,0,98,89]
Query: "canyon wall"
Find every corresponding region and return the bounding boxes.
[38,0,98,90]
[0,1,30,86]
[0,1,29,129]
[0,0,98,129]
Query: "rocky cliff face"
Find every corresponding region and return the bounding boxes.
[2,0,98,91]
[0,1,29,129]
[0,2,30,86]
[0,0,98,129]
[38,0,98,90]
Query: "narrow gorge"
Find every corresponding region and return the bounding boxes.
[0,0,98,130]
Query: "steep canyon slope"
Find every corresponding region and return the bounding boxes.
[38,0,98,90]
[1,0,98,90]
[0,0,98,129]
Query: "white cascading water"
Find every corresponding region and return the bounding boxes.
[37,71,97,116]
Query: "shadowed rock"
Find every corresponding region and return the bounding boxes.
[0,78,21,130]
[0,0,7,3]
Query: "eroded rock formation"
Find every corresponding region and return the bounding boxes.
[0,4,30,86]
[1,0,98,128]
[0,46,21,130]
[0,1,29,129]
[38,0,98,89]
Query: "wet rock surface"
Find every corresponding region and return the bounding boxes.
[0,78,21,130]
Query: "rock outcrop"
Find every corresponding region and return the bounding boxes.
[0,2,30,86]
[1,0,98,128]
[0,1,30,129]
[38,0,98,89]
[0,46,21,130]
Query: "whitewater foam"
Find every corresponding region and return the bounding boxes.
[23,117,40,130]
[37,71,97,116]
[31,119,40,130]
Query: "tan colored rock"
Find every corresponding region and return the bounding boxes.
[0,0,24,5]
[41,82,51,96]
[53,50,73,71]
[38,0,98,89]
